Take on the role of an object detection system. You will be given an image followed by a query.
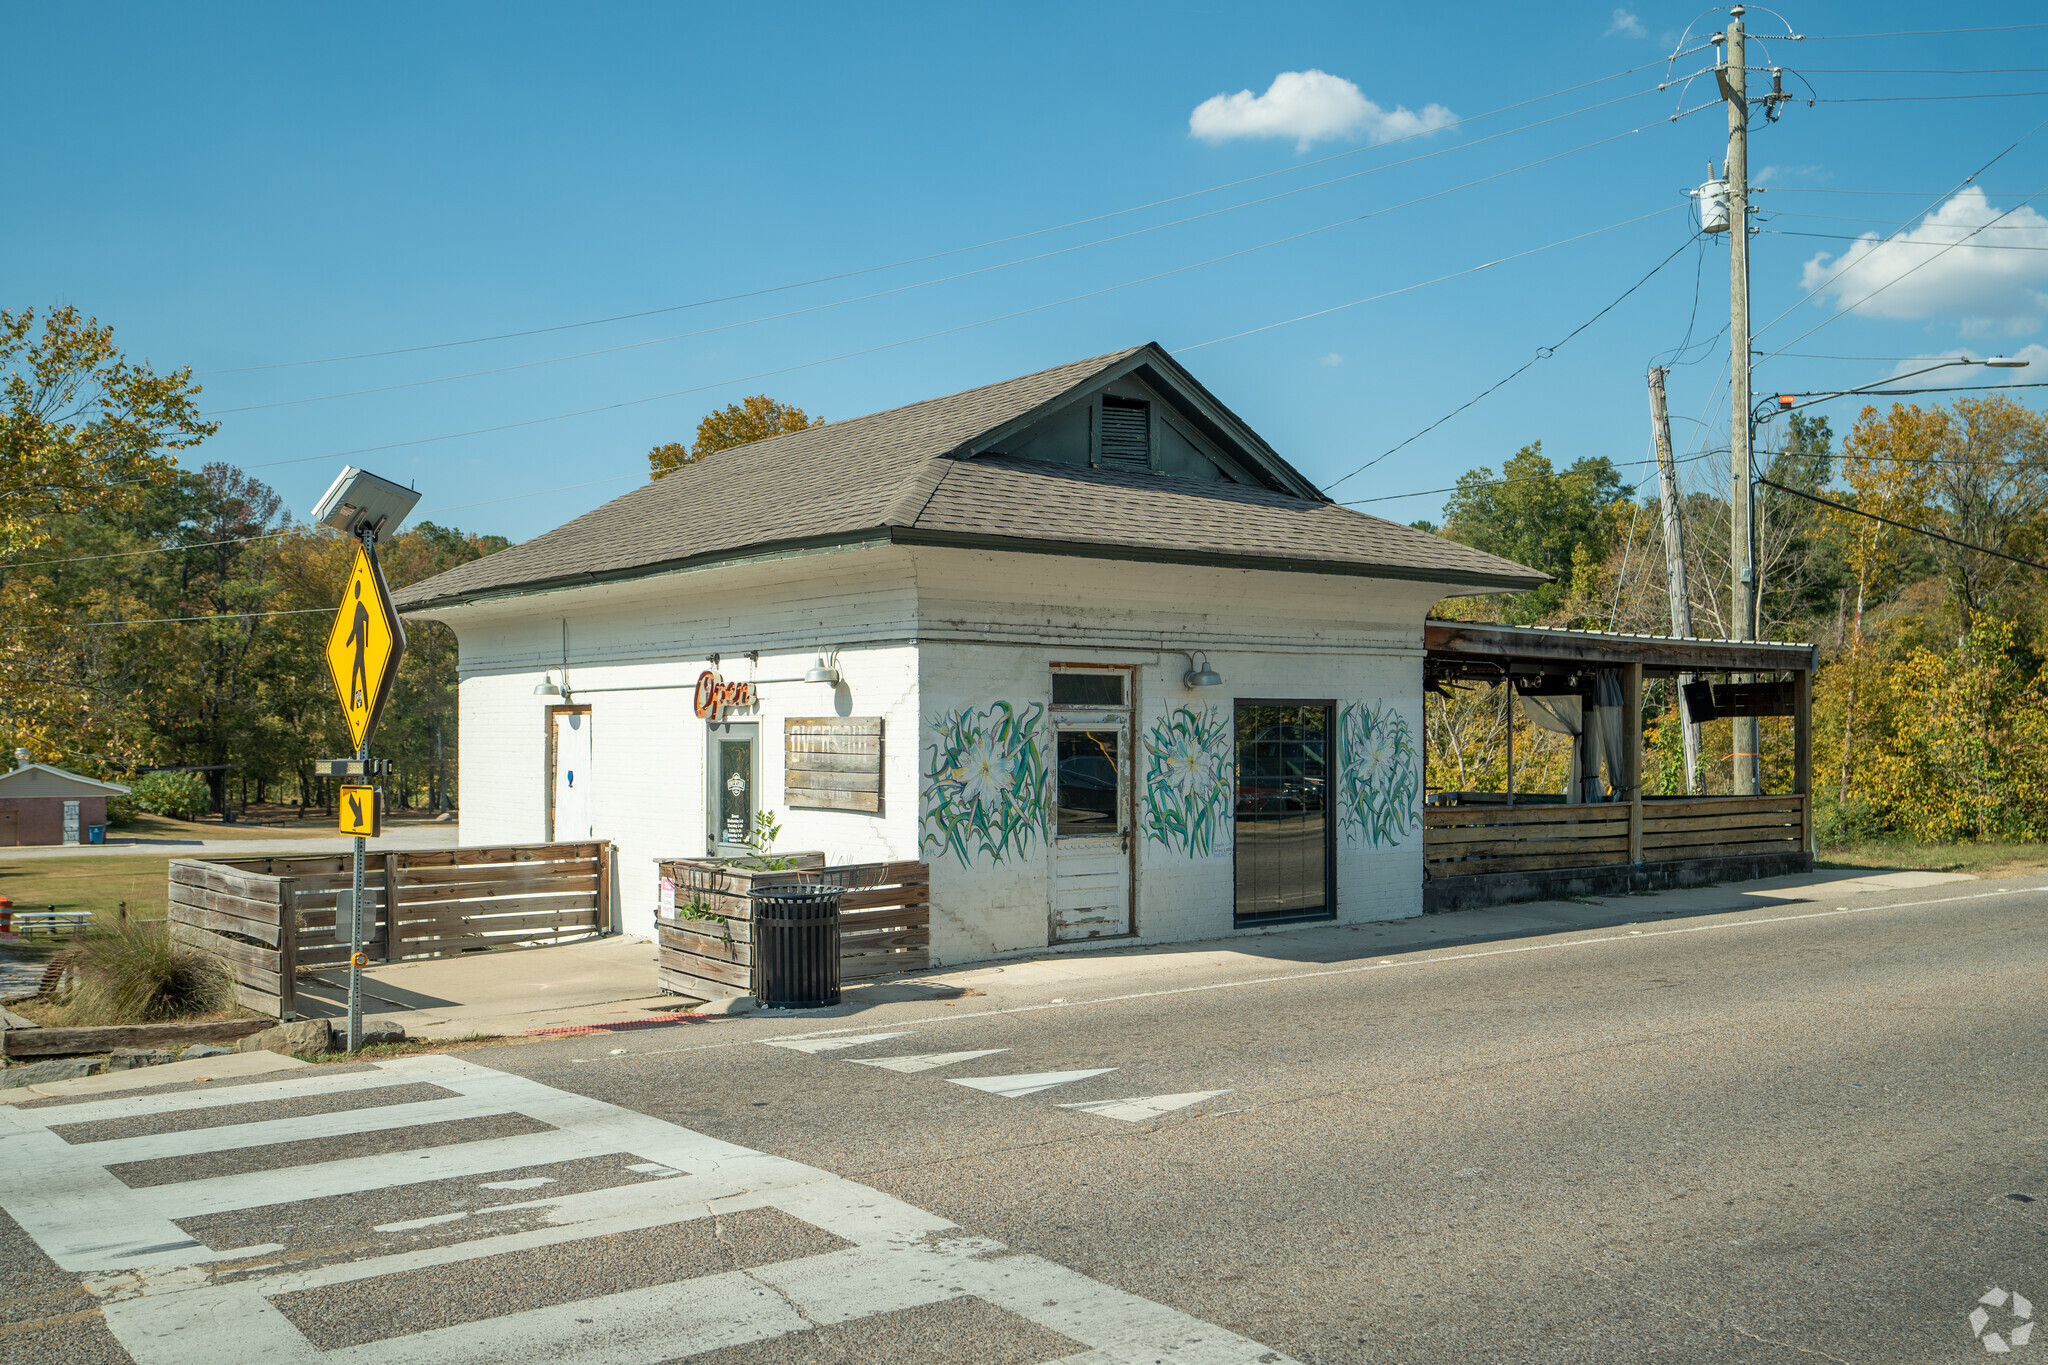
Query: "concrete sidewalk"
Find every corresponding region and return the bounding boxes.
[908,864,1980,1015]
[292,935,681,1039]
[283,864,1981,1041]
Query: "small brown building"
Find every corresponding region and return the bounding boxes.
[0,756,129,847]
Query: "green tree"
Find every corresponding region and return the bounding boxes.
[1,308,217,763]
[648,395,822,478]
[1439,442,1626,622]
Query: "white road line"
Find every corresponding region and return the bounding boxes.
[1057,1091,1232,1123]
[950,1069,1115,1098]
[850,1048,1009,1073]
[764,1032,910,1054]
[18,1055,1299,1365]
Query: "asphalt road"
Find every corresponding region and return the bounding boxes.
[6,877,2045,1363]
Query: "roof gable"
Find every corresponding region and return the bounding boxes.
[0,764,131,798]
[392,344,1544,610]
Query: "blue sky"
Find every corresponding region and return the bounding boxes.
[7,2,2047,540]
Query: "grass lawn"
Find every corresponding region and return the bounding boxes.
[1819,838,2048,879]
[1,855,175,929]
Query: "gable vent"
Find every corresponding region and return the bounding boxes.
[1098,396,1151,471]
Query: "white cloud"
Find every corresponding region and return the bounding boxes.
[1797,188,2048,336]
[1189,70,1453,152]
[1319,352,1344,367]
[1606,8,1646,37]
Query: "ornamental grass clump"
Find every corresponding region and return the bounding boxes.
[57,918,234,1025]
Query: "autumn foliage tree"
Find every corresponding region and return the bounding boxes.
[647,395,822,478]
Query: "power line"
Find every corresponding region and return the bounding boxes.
[203,89,1693,418]
[189,203,1682,484]
[1,532,288,571]
[1319,229,1698,494]
[1340,449,1718,506]
[1786,66,2048,74]
[1761,207,2042,226]
[1756,478,2048,571]
[199,59,1686,377]
[74,608,331,629]
[1811,90,2048,103]
[1766,228,2048,250]
[1801,22,2048,39]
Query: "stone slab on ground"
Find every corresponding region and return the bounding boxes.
[0,1048,305,1102]
[106,1048,178,1070]
[236,1018,334,1055]
[0,1056,102,1089]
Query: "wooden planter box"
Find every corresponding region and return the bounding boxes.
[653,856,930,1000]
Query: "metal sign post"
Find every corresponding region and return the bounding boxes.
[322,523,407,1053]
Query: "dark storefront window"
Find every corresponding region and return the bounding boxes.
[1233,702,1334,924]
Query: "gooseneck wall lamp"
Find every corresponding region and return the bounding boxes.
[1182,651,1222,689]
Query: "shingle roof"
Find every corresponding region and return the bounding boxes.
[393,344,1545,609]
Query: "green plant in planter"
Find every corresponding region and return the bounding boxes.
[732,809,800,872]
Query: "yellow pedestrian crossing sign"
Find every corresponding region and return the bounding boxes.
[325,542,406,752]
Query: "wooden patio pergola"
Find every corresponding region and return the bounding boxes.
[1421,622,1820,911]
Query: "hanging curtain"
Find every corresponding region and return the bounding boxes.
[1517,691,1584,800]
[1519,671,1627,803]
[1590,670,1627,804]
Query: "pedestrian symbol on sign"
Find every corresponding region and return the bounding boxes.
[324,542,406,752]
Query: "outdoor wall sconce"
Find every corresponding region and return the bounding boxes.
[533,674,566,701]
[1182,651,1222,688]
[804,650,842,685]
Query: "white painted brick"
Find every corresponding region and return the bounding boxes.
[426,543,1470,968]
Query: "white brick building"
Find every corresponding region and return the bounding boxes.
[394,345,1542,964]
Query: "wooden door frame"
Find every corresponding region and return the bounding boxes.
[545,704,592,842]
[1230,698,1338,928]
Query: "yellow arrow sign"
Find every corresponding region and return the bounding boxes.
[325,542,406,753]
[337,783,382,837]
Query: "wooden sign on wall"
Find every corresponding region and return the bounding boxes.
[785,717,883,813]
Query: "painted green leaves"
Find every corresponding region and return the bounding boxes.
[1142,704,1232,857]
[1339,700,1419,846]
[920,701,1051,867]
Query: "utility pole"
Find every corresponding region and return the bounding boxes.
[1647,366,1700,793]
[1720,5,1760,795]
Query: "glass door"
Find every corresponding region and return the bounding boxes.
[707,723,759,854]
[1233,702,1334,924]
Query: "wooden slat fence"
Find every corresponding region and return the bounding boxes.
[1641,795,1806,861]
[168,842,614,1017]
[1424,795,1808,880]
[1423,804,1633,879]
[167,861,296,1017]
[654,856,930,1000]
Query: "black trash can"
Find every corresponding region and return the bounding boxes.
[750,883,843,1008]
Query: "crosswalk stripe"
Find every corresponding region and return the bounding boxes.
[763,1032,910,1054]
[0,1065,424,1132]
[67,1093,513,1165]
[948,1068,1115,1098]
[1056,1090,1232,1122]
[7,1054,1297,1365]
[849,1048,1009,1073]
